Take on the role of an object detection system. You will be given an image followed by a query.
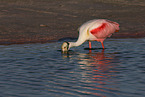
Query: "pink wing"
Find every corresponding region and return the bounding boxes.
[90,20,119,42]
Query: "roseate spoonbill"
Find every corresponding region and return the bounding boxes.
[61,19,119,52]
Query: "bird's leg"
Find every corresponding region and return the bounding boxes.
[88,41,92,53]
[89,41,92,49]
[101,41,105,49]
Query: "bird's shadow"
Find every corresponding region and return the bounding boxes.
[84,48,106,50]
[57,48,106,57]
[57,48,106,53]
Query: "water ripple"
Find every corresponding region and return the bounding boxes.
[0,39,145,97]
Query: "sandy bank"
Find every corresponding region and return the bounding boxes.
[0,0,145,44]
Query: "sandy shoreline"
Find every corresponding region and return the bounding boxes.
[0,0,145,44]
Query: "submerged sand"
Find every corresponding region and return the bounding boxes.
[0,0,145,44]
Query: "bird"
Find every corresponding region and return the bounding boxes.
[61,19,119,52]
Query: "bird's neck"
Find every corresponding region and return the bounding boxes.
[69,34,87,49]
[69,40,84,48]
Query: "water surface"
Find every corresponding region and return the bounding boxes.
[0,38,145,97]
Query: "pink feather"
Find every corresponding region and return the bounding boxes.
[90,20,119,42]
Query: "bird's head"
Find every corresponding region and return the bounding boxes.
[61,42,70,52]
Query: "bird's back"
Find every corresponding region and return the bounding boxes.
[78,19,119,42]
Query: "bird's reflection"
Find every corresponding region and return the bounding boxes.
[62,49,119,96]
[78,49,116,82]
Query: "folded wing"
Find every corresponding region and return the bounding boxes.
[90,20,119,42]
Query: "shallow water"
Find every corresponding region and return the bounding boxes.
[0,38,145,97]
